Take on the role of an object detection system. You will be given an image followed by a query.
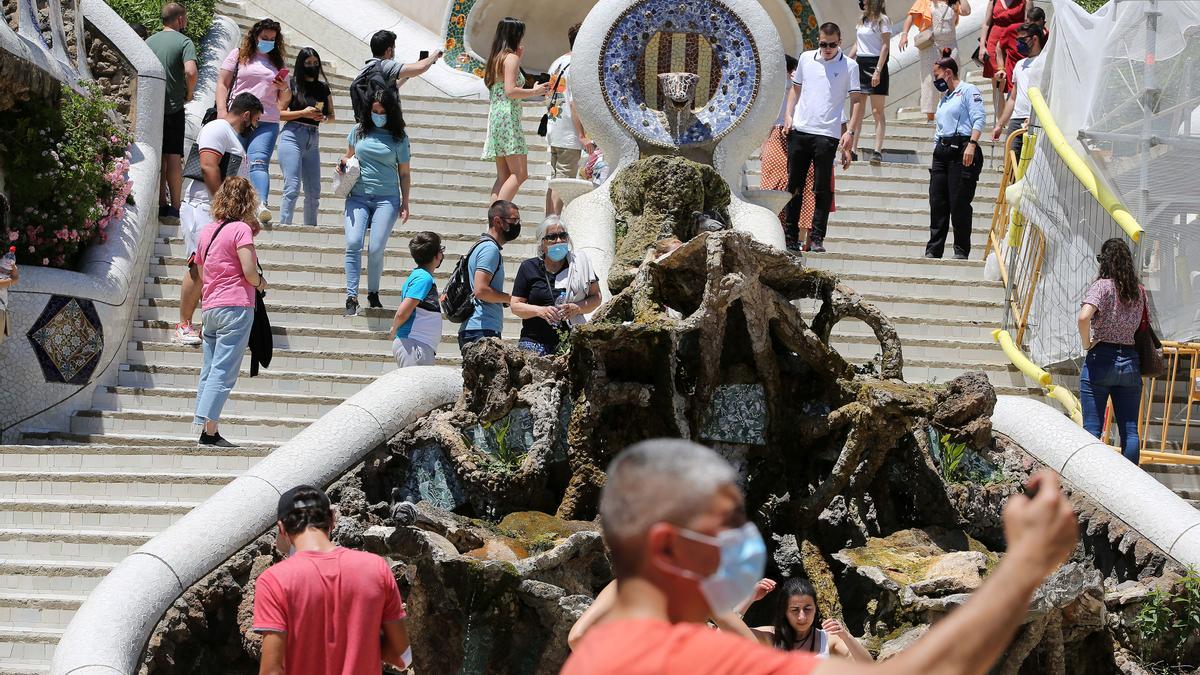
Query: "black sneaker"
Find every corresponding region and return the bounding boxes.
[785,239,802,253]
[345,296,359,316]
[953,253,969,260]
[367,292,383,309]
[850,151,859,162]
[198,431,238,448]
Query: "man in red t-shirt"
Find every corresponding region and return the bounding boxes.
[252,485,411,675]
[562,439,1079,675]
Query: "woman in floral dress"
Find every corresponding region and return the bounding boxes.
[482,17,550,203]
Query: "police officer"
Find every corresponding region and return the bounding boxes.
[926,53,986,259]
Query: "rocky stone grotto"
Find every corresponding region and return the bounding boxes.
[139,232,1200,674]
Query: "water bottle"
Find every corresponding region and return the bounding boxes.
[0,246,15,281]
[554,289,568,328]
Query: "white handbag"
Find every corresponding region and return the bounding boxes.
[332,156,360,199]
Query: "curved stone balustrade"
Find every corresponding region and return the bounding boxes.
[49,366,464,675]
[0,0,167,442]
[993,395,1200,567]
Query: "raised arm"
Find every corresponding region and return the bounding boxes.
[398,51,443,79]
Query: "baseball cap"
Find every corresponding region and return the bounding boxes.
[277,485,331,521]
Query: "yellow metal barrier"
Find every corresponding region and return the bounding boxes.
[1026,88,1144,243]
[1136,341,1200,464]
[993,328,1083,424]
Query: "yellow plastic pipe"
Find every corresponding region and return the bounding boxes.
[1045,384,1084,426]
[1027,88,1143,243]
[992,329,1052,387]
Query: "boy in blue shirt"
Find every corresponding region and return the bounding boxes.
[389,232,444,367]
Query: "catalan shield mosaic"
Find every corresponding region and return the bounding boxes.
[26,295,104,385]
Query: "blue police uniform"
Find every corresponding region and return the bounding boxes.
[927,79,987,259]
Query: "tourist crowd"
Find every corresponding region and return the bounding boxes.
[120,6,1136,675]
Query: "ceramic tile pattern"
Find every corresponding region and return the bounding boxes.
[27,296,103,385]
[442,0,486,77]
[789,0,821,50]
[600,0,761,148]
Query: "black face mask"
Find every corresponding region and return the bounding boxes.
[933,77,950,92]
[301,63,320,78]
[502,220,522,242]
[859,0,866,9]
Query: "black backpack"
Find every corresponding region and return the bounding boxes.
[350,60,394,123]
[443,236,496,324]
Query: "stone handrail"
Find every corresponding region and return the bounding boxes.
[50,366,464,675]
[992,395,1200,566]
[0,0,165,441]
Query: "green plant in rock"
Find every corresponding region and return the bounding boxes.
[0,83,132,269]
[105,0,216,46]
[482,417,524,468]
[1173,568,1200,643]
[1134,568,1200,668]
[939,434,968,483]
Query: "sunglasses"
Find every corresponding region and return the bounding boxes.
[543,232,569,242]
[818,41,839,49]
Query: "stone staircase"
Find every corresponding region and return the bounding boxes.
[0,6,1192,674]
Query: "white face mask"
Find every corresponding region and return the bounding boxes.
[661,522,768,615]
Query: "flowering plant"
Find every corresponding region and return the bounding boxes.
[0,83,132,269]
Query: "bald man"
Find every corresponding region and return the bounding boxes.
[563,439,1079,675]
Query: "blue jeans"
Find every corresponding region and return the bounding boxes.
[241,121,281,205]
[277,122,321,224]
[458,329,500,352]
[343,192,401,297]
[1080,342,1143,464]
[518,339,549,356]
[194,306,254,425]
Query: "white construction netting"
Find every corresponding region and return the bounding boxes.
[1013,0,1200,367]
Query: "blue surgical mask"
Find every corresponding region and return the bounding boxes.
[547,243,569,262]
[671,522,767,615]
[371,112,388,128]
[1016,39,1031,57]
[933,77,950,92]
[257,39,275,54]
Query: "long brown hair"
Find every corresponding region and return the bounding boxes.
[773,577,824,652]
[484,17,525,89]
[238,18,285,69]
[210,177,261,234]
[1096,237,1139,304]
[861,0,886,25]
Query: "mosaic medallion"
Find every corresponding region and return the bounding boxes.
[600,0,761,148]
[26,295,104,385]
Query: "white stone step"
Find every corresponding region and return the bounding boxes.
[822,313,999,343]
[829,333,1009,366]
[806,251,989,281]
[0,467,241,502]
[95,385,341,421]
[69,408,311,445]
[0,444,268,473]
[0,628,62,668]
[807,267,1007,304]
[0,537,145,567]
[153,237,535,271]
[117,361,374,398]
[158,217,542,249]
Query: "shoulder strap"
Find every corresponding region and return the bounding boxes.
[202,220,234,263]
[545,63,569,113]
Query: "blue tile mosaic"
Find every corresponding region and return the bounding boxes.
[601,0,761,148]
[27,295,103,385]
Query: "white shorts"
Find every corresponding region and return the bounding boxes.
[180,200,211,263]
[393,337,436,368]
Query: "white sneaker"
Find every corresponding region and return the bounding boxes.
[174,322,201,346]
[258,203,273,223]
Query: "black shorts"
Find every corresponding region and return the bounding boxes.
[856,55,889,96]
[162,108,186,156]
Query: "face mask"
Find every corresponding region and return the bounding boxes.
[547,243,569,262]
[503,220,522,242]
[933,77,950,92]
[301,63,320,77]
[1016,39,1031,57]
[371,112,388,128]
[671,522,767,615]
[257,39,275,54]
[859,0,865,9]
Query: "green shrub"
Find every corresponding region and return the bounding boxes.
[0,83,132,269]
[1073,0,1108,13]
[1135,568,1200,668]
[106,0,217,46]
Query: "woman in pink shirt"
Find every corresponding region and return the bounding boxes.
[216,18,289,222]
[193,177,268,448]
[1078,238,1145,464]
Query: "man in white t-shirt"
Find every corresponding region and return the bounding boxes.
[544,22,594,217]
[992,23,1046,163]
[174,92,262,346]
[783,22,865,253]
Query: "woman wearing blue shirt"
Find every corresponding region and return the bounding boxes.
[925,53,986,260]
[339,86,411,316]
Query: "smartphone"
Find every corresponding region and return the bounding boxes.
[275,67,289,81]
[419,50,430,61]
